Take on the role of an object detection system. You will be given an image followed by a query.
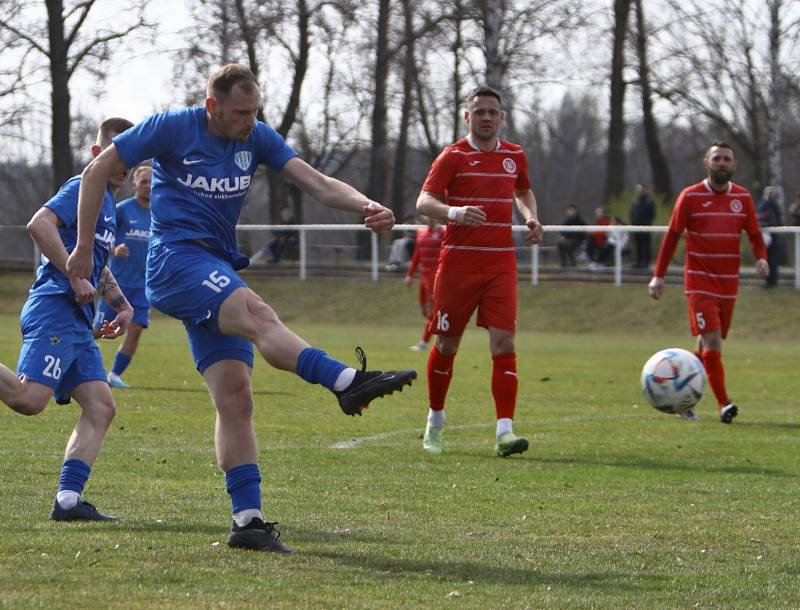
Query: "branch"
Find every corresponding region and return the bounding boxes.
[0,17,48,56]
[65,0,96,50]
[67,20,146,78]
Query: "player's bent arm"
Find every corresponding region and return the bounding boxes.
[75,145,128,252]
[417,190,485,227]
[515,189,543,244]
[281,157,371,214]
[28,208,95,304]
[96,267,133,339]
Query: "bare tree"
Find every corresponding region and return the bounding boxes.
[603,0,631,204]
[0,0,150,192]
[632,0,672,201]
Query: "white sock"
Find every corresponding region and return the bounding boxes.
[333,368,357,392]
[56,490,80,509]
[427,408,445,428]
[233,508,263,527]
[496,417,513,439]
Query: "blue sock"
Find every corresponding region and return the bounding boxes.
[295,347,347,391]
[111,352,132,376]
[225,464,262,513]
[58,459,91,494]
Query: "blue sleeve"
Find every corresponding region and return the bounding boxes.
[43,176,81,227]
[114,110,184,169]
[254,122,298,173]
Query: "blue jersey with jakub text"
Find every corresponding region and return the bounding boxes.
[109,197,151,288]
[27,176,117,329]
[112,107,297,270]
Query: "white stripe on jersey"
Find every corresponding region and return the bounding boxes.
[686,289,738,299]
[443,245,516,252]
[455,172,518,178]
[450,149,526,156]
[691,212,746,218]
[687,269,740,279]
[687,231,741,237]
[687,251,740,258]
[448,196,514,204]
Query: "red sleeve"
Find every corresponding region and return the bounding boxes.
[744,197,768,260]
[515,150,532,192]
[406,238,421,278]
[653,190,689,278]
[421,147,458,196]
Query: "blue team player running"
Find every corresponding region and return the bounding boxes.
[0,117,135,521]
[97,164,153,388]
[67,64,417,553]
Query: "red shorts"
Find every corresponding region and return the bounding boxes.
[431,269,517,336]
[687,293,736,339]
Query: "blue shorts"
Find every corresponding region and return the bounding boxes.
[96,285,150,328]
[18,294,107,404]
[146,242,254,373]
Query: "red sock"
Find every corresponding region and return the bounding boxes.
[701,350,729,409]
[427,346,455,410]
[492,353,518,420]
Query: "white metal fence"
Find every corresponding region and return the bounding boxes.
[3,223,799,289]
[237,223,800,289]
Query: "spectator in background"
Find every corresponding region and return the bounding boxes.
[586,206,613,268]
[557,204,586,266]
[629,184,656,269]
[757,186,783,288]
[405,215,444,351]
[787,191,800,226]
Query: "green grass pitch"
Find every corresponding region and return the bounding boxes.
[0,272,798,609]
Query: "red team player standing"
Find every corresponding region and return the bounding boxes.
[416,86,543,457]
[405,216,444,352]
[649,142,768,423]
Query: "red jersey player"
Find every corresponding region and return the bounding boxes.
[415,86,543,457]
[649,142,768,423]
[405,216,444,352]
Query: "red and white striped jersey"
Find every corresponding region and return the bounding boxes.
[653,179,767,299]
[421,135,531,272]
[406,224,444,283]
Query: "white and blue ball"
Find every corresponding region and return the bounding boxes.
[640,348,706,414]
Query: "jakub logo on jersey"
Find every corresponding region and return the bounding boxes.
[730,199,743,213]
[235,151,252,171]
[502,158,517,173]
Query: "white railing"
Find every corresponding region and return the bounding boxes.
[238,223,800,290]
[3,223,799,289]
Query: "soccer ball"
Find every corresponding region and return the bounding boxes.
[640,348,706,414]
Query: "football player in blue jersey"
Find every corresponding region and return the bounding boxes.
[67,64,416,553]
[1,117,134,521]
[97,164,153,389]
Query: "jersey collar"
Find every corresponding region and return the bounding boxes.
[703,178,732,194]
[467,133,501,152]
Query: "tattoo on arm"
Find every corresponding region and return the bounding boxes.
[97,267,118,296]
[109,295,129,311]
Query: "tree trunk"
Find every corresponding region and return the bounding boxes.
[46,0,73,193]
[366,0,391,205]
[767,0,783,202]
[603,0,631,204]
[390,0,416,220]
[451,0,464,143]
[480,0,503,90]
[633,0,671,201]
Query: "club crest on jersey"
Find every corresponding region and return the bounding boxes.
[730,199,743,213]
[235,151,252,171]
[502,158,517,173]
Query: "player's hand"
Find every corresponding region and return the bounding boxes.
[69,274,96,304]
[755,258,769,279]
[98,307,133,339]
[363,202,395,234]
[648,277,665,300]
[451,205,486,227]
[113,243,130,258]
[524,218,544,245]
[66,246,93,279]
[404,275,413,288]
